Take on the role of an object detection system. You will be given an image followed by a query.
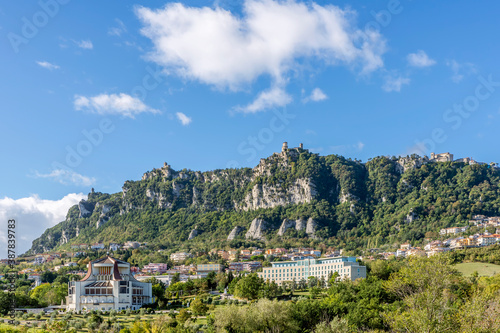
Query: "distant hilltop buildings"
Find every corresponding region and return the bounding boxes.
[430,152,454,162]
[275,143,495,167]
[281,141,307,153]
[430,151,498,167]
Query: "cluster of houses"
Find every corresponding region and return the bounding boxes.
[206,247,342,262]
[376,232,500,260]
[70,241,143,253]
[468,215,500,228]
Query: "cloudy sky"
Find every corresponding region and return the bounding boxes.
[1,0,500,254]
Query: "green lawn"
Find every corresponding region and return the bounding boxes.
[455,262,500,277]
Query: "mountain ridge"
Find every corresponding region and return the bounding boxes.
[27,144,500,255]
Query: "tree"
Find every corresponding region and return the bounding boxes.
[171,272,180,284]
[313,317,350,333]
[0,291,14,315]
[190,298,208,316]
[212,299,298,333]
[384,256,464,333]
[41,271,58,283]
[176,308,191,324]
[234,274,262,300]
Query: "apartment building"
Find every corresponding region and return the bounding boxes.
[197,263,223,273]
[440,226,468,235]
[170,252,193,262]
[258,257,366,286]
[142,263,169,274]
[477,234,500,246]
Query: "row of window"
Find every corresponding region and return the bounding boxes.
[84,288,113,295]
[264,265,349,275]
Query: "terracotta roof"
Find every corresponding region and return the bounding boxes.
[80,256,128,281]
[80,261,93,281]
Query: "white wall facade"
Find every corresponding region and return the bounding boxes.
[66,256,152,312]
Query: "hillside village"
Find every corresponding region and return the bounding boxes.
[3,213,500,292]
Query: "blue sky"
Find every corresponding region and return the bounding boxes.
[1,0,500,253]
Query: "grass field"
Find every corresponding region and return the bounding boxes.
[455,262,500,276]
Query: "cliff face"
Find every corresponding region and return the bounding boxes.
[245,218,268,240]
[239,178,317,211]
[27,149,500,255]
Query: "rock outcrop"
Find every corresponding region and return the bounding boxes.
[277,218,308,236]
[96,204,113,229]
[188,228,199,240]
[61,230,69,244]
[146,188,172,209]
[78,201,93,218]
[396,155,428,174]
[306,218,317,237]
[228,226,245,240]
[339,190,359,204]
[245,218,268,240]
[277,219,296,236]
[295,218,306,231]
[405,209,416,223]
[239,178,317,211]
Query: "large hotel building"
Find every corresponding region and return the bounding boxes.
[257,257,366,285]
[66,256,152,311]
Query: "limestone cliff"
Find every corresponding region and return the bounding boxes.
[245,218,269,240]
[188,228,199,240]
[239,178,317,211]
[228,226,245,240]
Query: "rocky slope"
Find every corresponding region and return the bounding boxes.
[27,147,500,254]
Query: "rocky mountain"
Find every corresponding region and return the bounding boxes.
[27,144,500,254]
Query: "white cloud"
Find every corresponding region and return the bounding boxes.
[237,86,292,113]
[407,50,436,68]
[75,39,93,49]
[0,193,86,254]
[36,61,60,70]
[176,112,192,125]
[108,19,127,36]
[303,88,328,103]
[74,93,160,118]
[32,169,96,187]
[382,74,410,92]
[446,60,477,83]
[136,0,386,93]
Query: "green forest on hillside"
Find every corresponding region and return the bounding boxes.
[27,150,500,255]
